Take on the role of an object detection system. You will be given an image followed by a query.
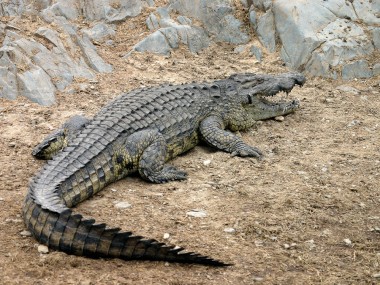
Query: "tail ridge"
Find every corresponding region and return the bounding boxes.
[23,195,229,266]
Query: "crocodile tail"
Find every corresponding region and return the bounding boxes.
[23,195,229,266]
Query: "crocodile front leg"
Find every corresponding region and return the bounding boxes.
[124,129,188,183]
[200,116,263,158]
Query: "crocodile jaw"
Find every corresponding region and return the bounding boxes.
[244,90,301,121]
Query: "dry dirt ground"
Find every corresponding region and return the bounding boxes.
[1,5,380,285]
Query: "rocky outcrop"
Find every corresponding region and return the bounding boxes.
[129,0,249,56]
[250,0,380,79]
[0,1,149,105]
[1,0,379,106]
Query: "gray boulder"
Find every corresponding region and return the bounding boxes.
[82,23,116,42]
[342,60,373,80]
[41,0,149,22]
[134,7,210,55]
[17,66,56,106]
[255,0,380,79]
[256,9,276,52]
[0,47,18,100]
[372,27,380,50]
[169,0,249,44]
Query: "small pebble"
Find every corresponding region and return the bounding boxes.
[8,142,16,147]
[373,273,380,278]
[252,276,264,282]
[38,245,49,254]
[224,228,236,234]
[6,218,23,223]
[347,120,361,127]
[343,238,352,246]
[274,116,284,122]
[283,243,297,249]
[20,230,32,237]
[0,197,4,201]
[114,201,132,209]
[186,209,207,218]
[163,233,170,240]
[203,159,211,166]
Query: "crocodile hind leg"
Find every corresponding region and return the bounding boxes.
[124,129,187,183]
[200,115,263,158]
[32,115,90,160]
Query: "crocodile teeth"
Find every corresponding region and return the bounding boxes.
[261,91,295,104]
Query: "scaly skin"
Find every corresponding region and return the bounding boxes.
[23,72,305,266]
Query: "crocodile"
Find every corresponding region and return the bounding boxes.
[23,72,305,266]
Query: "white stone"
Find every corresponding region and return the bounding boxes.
[20,230,32,237]
[37,245,49,254]
[186,209,207,218]
[224,227,236,234]
[114,201,132,209]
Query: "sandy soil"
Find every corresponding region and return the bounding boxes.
[1,4,380,285]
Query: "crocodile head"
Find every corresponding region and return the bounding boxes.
[231,72,306,121]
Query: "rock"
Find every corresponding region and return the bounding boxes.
[253,0,272,11]
[17,66,56,106]
[177,15,192,25]
[283,243,296,249]
[141,7,210,54]
[186,209,207,218]
[50,0,80,20]
[347,120,361,128]
[105,0,144,23]
[234,45,246,54]
[114,201,132,209]
[82,23,116,42]
[0,1,25,16]
[0,47,19,100]
[373,63,380,77]
[75,35,113,73]
[252,276,264,282]
[20,230,32,237]
[268,0,377,79]
[37,245,49,254]
[169,0,249,44]
[134,30,172,55]
[372,28,380,50]
[71,0,144,22]
[342,60,373,80]
[274,116,284,122]
[134,21,210,55]
[336,85,360,95]
[256,9,276,52]
[146,0,155,7]
[240,0,249,8]
[146,13,160,31]
[163,233,170,239]
[250,45,263,62]
[343,238,352,246]
[224,227,236,234]
[203,159,211,166]
[249,9,257,29]
[373,273,380,279]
